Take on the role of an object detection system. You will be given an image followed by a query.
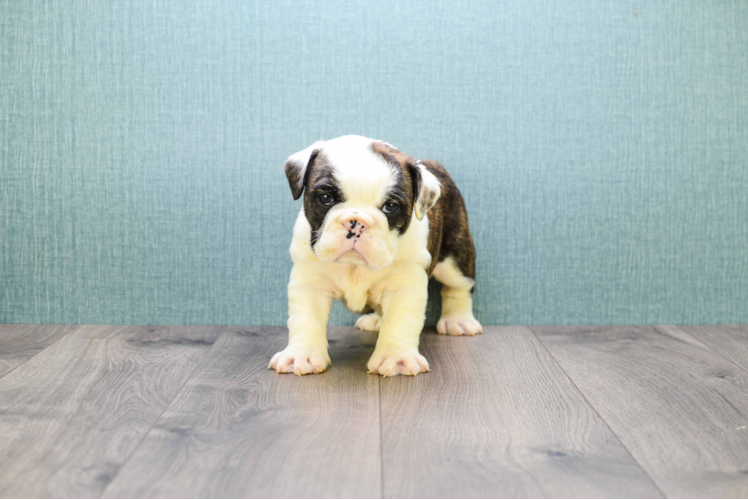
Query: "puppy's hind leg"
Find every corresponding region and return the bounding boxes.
[433,257,482,336]
[355,306,382,333]
[355,313,381,332]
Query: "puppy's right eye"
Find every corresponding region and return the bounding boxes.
[318,193,335,206]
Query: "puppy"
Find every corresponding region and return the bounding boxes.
[269,135,481,377]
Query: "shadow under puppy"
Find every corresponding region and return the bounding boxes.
[269,135,481,377]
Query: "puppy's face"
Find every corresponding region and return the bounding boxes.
[285,136,441,270]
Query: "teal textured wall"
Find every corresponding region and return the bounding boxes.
[1,1,747,326]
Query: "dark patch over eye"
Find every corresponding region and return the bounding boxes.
[382,201,399,214]
[381,190,412,235]
[319,193,336,206]
[302,154,344,249]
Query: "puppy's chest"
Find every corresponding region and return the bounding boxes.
[329,265,384,313]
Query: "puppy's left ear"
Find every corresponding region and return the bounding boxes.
[284,141,324,200]
[408,162,441,220]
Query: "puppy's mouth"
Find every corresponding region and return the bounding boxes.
[336,248,369,266]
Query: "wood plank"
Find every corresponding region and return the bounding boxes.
[0,324,74,378]
[673,325,748,373]
[379,326,661,498]
[532,325,748,498]
[0,324,224,498]
[101,326,382,499]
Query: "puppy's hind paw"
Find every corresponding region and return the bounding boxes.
[437,315,483,336]
[268,346,330,375]
[355,313,382,333]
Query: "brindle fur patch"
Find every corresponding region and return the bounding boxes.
[301,152,345,249]
[371,142,418,234]
[422,159,476,286]
[284,150,320,200]
[372,142,476,289]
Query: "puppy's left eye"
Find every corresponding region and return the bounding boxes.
[382,202,399,214]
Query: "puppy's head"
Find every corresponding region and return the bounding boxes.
[284,135,441,269]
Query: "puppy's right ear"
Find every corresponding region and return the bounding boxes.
[284,141,324,200]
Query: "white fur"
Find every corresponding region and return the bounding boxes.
[269,135,472,377]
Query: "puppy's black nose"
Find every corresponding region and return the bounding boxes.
[343,219,366,238]
[338,211,375,238]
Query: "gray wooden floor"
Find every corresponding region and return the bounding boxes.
[0,325,747,498]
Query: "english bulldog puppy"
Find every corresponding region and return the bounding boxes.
[269,135,481,377]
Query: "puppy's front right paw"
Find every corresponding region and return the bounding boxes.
[268,345,331,375]
[367,346,430,377]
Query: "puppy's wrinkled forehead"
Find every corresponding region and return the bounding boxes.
[321,136,403,203]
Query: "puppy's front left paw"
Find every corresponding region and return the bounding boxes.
[268,345,331,375]
[367,346,430,377]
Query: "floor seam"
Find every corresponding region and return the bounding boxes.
[97,325,228,499]
[525,325,669,499]
[378,375,385,499]
[664,325,748,376]
[0,325,76,381]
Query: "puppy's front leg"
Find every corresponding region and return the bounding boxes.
[367,275,430,377]
[269,266,333,375]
